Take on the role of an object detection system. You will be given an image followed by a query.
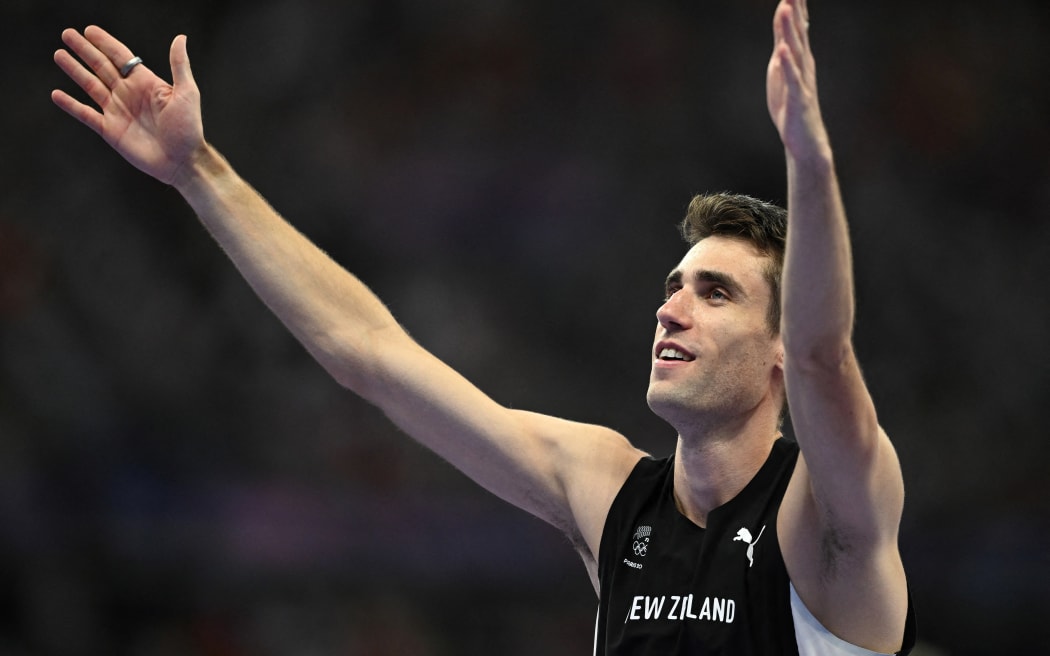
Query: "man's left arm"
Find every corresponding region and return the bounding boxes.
[768,0,909,651]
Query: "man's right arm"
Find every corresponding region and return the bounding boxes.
[52,26,644,580]
[176,144,643,557]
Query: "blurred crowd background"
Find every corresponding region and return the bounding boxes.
[3,0,1049,653]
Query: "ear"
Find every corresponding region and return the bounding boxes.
[773,336,785,372]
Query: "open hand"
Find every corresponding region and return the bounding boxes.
[766,0,830,161]
[52,26,204,186]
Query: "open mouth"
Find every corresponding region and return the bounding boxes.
[658,347,695,362]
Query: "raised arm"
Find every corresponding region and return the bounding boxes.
[51,27,643,587]
[766,0,909,651]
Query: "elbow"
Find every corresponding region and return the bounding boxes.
[302,325,384,397]
[319,323,416,402]
[305,338,366,393]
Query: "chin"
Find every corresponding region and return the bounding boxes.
[646,388,693,423]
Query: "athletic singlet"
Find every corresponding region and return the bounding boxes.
[594,438,916,655]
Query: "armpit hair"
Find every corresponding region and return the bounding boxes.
[819,519,854,584]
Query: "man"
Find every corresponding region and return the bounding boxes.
[52,0,915,652]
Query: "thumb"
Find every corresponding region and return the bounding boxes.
[169,34,196,89]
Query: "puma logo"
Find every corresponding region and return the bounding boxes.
[732,525,766,567]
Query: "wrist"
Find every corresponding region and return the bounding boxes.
[786,143,835,178]
[170,142,230,196]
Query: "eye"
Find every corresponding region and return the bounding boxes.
[663,284,682,302]
[708,288,730,302]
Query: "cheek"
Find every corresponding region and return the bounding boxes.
[723,330,779,370]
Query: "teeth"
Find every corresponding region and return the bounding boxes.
[659,348,690,361]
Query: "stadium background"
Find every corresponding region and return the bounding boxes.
[3,0,1049,653]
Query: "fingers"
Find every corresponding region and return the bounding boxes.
[169,35,196,90]
[772,0,812,88]
[774,43,801,93]
[83,25,139,84]
[53,46,110,108]
[773,1,803,55]
[50,88,104,135]
[794,0,811,53]
[52,29,112,135]
[53,25,165,133]
[57,25,153,92]
[59,27,117,90]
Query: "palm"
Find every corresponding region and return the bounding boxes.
[101,76,201,183]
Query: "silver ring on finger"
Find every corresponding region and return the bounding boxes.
[120,56,143,78]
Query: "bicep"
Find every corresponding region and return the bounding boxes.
[509,410,646,562]
[780,353,909,649]
[783,347,905,538]
[781,349,908,633]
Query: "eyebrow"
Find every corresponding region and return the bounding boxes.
[664,268,749,300]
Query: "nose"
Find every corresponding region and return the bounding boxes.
[656,289,692,331]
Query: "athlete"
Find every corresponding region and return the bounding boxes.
[51,0,914,652]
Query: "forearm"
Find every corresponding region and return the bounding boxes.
[781,148,856,364]
[173,143,400,391]
[781,146,892,485]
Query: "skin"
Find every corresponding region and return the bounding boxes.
[52,0,909,651]
[647,236,789,528]
[648,236,784,443]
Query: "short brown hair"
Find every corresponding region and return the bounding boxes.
[678,193,787,335]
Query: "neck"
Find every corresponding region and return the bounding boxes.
[672,423,780,528]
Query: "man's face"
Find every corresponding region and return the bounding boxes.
[646,236,783,431]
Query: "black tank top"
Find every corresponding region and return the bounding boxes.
[595,438,802,654]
